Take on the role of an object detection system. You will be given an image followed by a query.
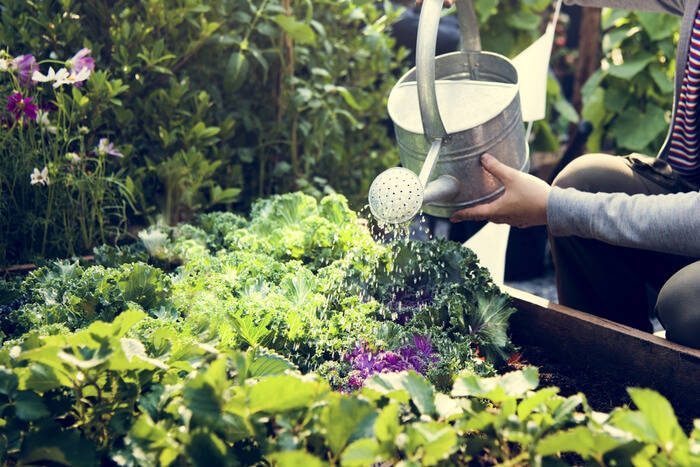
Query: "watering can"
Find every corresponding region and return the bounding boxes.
[368,0,529,224]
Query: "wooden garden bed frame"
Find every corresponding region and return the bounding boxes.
[503,285,700,412]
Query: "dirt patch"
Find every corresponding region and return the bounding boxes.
[507,345,697,433]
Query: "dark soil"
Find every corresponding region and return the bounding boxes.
[507,345,697,433]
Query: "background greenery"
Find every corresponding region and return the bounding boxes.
[0,0,682,264]
[582,8,679,155]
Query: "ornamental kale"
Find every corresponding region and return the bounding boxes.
[1,192,512,390]
[344,335,440,390]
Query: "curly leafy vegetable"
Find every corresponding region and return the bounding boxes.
[0,192,696,465]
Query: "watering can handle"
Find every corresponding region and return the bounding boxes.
[416,0,481,141]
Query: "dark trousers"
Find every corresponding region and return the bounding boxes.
[549,154,700,348]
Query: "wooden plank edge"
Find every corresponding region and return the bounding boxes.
[1,255,95,274]
[502,285,699,411]
[501,284,700,359]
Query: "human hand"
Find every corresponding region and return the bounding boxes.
[450,154,551,228]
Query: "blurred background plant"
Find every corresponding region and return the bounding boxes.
[581,8,679,155]
[0,0,407,231]
[0,0,682,265]
[0,48,133,266]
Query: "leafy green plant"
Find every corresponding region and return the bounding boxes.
[0,314,696,466]
[0,192,697,465]
[1,193,511,391]
[582,8,679,155]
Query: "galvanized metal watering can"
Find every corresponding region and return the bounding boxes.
[368,0,529,224]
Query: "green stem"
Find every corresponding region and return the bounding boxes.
[41,181,55,256]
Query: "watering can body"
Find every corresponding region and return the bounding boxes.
[388,0,529,218]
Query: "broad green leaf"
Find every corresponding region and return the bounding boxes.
[375,402,400,443]
[602,27,634,53]
[273,15,316,44]
[20,427,97,467]
[602,9,630,29]
[611,410,660,444]
[0,367,18,396]
[268,450,327,467]
[475,0,499,23]
[320,396,375,456]
[335,86,363,111]
[407,422,457,466]
[626,388,687,449]
[637,12,679,41]
[522,0,550,12]
[517,386,559,420]
[552,394,584,427]
[457,410,497,432]
[537,426,622,457]
[114,338,168,370]
[225,52,248,93]
[14,391,49,421]
[88,308,146,339]
[365,371,435,415]
[342,438,381,466]
[452,367,538,402]
[581,69,604,105]
[607,53,654,79]
[603,87,630,113]
[553,98,580,123]
[505,10,540,30]
[649,63,674,94]
[184,381,222,420]
[248,374,325,413]
[185,430,228,467]
[582,88,607,153]
[434,393,469,421]
[246,351,296,378]
[612,103,667,151]
[18,363,68,392]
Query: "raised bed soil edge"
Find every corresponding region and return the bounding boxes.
[504,285,700,430]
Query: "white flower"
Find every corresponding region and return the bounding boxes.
[54,67,91,87]
[66,152,81,163]
[0,57,12,72]
[32,67,67,83]
[37,110,57,134]
[30,167,50,186]
[50,68,72,87]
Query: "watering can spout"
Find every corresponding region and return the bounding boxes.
[423,175,460,206]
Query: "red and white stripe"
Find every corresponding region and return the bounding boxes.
[668,13,700,178]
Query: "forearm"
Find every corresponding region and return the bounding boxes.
[563,0,684,15]
[547,187,700,257]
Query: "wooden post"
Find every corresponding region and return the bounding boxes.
[572,7,601,113]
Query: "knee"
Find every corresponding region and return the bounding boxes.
[552,153,620,193]
[656,261,700,349]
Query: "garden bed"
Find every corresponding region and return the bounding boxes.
[505,286,700,430]
[0,194,697,465]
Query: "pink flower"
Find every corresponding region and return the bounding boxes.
[14,54,38,88]
[6,92,38,121]
[96,138,124,158]
[67,48,94,86]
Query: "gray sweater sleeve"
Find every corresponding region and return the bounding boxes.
[547,187,700,257]
[564,0,684,15]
